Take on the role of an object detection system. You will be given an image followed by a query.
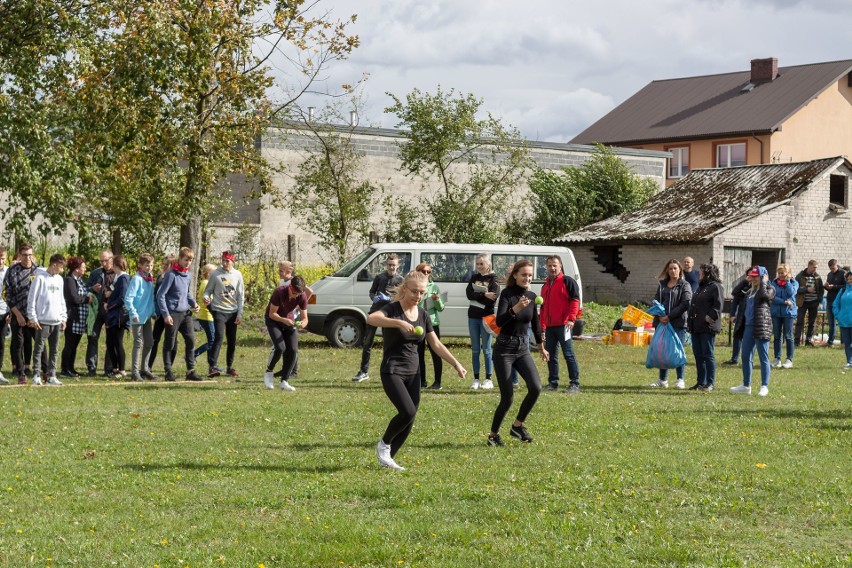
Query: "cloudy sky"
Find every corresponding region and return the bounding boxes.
[290,0,851,143]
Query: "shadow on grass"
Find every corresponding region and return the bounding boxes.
[576,384,690,395]
[121,461,346,474]
[684,407,851,430]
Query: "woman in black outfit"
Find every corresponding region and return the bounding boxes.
[687,263,724,391]
[368,270,467,471]
[60,256,90,377]
[488,260,549,447]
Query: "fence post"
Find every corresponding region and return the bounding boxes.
[287,234,297,263]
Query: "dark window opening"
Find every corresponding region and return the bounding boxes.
[593,245,629,283]
[829,174,848,208]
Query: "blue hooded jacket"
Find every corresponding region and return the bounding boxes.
[832,281,852,328]
[770,276,799,318]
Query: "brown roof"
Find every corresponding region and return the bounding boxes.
[570,59,852,145]
[559,157,848,244]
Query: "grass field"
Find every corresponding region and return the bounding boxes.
[0,327,849,567]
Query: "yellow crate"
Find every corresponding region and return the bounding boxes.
[612,330,643,347]
[622,305,654,327]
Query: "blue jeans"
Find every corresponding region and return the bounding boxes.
[659,327,687,381]
[731,335,742,362]
[827,302,838,345]
[691,332,716,387]
[544,326,580,387]
[840,327,852,364]
[509,328,531,384]
[771,316,794,361]
[468,317,493,376]
[194,319,216,366]
[741,325,771,387]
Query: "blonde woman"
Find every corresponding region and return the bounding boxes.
[368,270,467,471]
[194,263,217,369]
[649,259,692,389]
[770,264,798,369]
[465,253,499,389]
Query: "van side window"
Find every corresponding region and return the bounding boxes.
[492,254,551,282]
[357,253,412,281]
[421,253,478,282]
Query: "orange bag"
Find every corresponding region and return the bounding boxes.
[483,314,501,337]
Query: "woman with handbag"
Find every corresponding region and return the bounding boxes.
[649,259,693,389]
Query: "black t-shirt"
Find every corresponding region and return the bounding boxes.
[379,301,434,375]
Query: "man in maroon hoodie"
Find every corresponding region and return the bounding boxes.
[541,255,582,393]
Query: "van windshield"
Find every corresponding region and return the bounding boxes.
[331,246,377,277]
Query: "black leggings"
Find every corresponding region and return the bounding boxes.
[210,310,239,370]
[417,325,442,386]
[491,335,542,434]
[61,330,84,373]
[105,323,126,371]
[380,372,421,458]
[265,318,298,378]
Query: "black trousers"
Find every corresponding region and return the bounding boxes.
[265,318,298,379]
[359,324,378,374]
[417,325,442,386]
[210,309,239,370]
[105,321,127,372]
[795,300,819,343]
[85,309,113,373]
[491,335,542,434]
[0,313,8,372]
[61,329,84,373]
[163,312,195,371]
[10,318,43,375]
[380,372,421,458]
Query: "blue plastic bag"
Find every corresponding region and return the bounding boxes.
[645,301,687,369]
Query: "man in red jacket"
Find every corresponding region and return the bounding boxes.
[541,255,581,393]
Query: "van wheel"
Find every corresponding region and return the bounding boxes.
[327,315,365,348]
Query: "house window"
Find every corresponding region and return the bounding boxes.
[830,174,848,208]
[716,143,746,167]
[668,147,689,179]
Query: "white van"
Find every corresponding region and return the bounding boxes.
[306,243,583,347]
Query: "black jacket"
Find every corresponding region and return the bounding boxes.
[466,273,499,318]
[688,281,724,335]
[734,281,776,340]
[653,278,692,330]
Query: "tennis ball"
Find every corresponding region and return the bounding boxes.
[535,296,544,305]
[413,325,424,336]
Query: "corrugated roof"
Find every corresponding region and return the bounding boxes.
[559,157,847,244]
[570,59,852,145]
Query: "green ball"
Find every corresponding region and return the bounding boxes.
[413,325,424,336]
[535,296,544,305]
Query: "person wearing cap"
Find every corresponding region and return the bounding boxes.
[60,256,91,378]
[731,266,776,396]
[203,251,245,378]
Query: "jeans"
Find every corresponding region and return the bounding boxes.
[130,320,154,375]
[265,318,298,379]
[509,328,532,384]
[731,335,742,362]
[32,324,60,376]
[491,335,542,433]
[209,310,239,371]
[468,317,493,376]
[794,300,819,343]
[359,323,378,374]
[840,327,852,364]
[691,332,716,387]
[163,311,196,372]
[659,327,687,381]
[194,319,216,366]
[544,326,580,387]
[827,302,838,345]
[772,316,795,361]
[741,325,771,387]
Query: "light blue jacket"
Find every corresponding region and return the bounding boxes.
[770,278,799,318]
[832,284,852,328]
[125,272,155,325]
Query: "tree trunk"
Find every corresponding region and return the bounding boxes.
[181,216,202,289]
[111,228,122,256]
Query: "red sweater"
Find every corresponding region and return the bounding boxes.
[540,273,580,330]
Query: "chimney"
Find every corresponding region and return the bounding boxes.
[750,57,778,83]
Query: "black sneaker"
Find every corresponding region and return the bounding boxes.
[87,369,98,377]
[688,383,702,390]
[721,360,738,366]
[426,383,442,390]
[699,384,714,392]
[487,433,505,447]
[564,383,580,394]
[544,384,558,391]
[164,371,176,382]
[510,424,533,443]
[60,370,76,379]
[141,370,157,380]
[186,370,203,381]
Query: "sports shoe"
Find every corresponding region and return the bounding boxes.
[772,358,782,368]
[208,367,222,378]
[352,371,369,383]
[843,363,852,370]
[426,383,442,390]
[510,424,533,443]
[730,385,752,395]
[279,380,296,392]
[699,384,714,392]
[141,370,157,380]
[675,379,686,389]
[688,383,702,390]
[264,371,275,389]
[17,375,26,385]
[721,360,738,366]
[544,383,558,391]
[59,370,76,379]
[565,383,580,394]
[46,375,63,386]
[512,382,520,390]
[164,370,176,382]
[226,369,239,377]
[782,359,793,369]
[131,372,144,382]
[32,373,43,386]
[0,372,8,385]
[376,440,404,471]
[481,379,494,390]
[87,369,97,377]
[649,379,668,388]
[470,379,481,390]
[186,370,203,381]
[758,385,769,397]
[487,433,505,447]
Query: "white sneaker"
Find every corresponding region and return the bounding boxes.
[471,379,481,390]
[675,379,685,389]
[32,374,43,386]
[843,363,852,370]
[649,379,668,388]
[758,385,769,397]
[782,359,793,369]
[772,358,782,368]
[730,385,752,395]
[352,371,369,383]
[264,371,274,389]
[0,372,8,385]
[46,376,63,386]
[279,379,296,392]
[376,440,404,471]
[482,379,494,390]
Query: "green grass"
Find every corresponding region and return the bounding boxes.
[0,330,849,567]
